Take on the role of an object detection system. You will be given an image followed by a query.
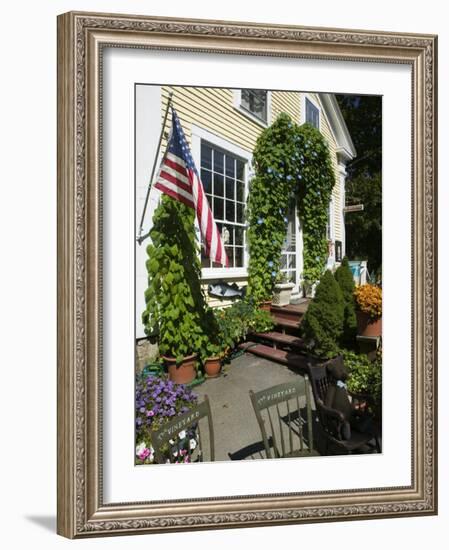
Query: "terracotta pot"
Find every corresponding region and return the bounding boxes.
[356,311,382,337]
[163,353,197,384]
[204,356,221,378]
[260,300,272,312]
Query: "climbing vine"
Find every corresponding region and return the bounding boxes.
[247,113,335,302]
[142,195,216,363]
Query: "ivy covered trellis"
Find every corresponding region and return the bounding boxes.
[246,113,336,302]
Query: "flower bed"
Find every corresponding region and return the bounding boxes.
[135,375,198,464]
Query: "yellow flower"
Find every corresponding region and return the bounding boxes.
[354,284,382,319]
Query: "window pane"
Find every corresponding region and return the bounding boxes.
[214,149,224,174]
[201,143,212,169]
[225,247,234,268]
[213,173,224,197]
[236,180,244,201]
[236,202,245,223]
[225,155,235,177]
[225,177,235,200]
[222,225,233,245]
[306,98,319,129]
[214,197,224,220]
[236,160,245,181]
[235,247,244,267]
[225,200,235,223]
[201,169,212,194]
[241,89,267,121]
[235,226,244,246]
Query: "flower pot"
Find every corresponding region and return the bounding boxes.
[356,311,382,337]
[204,356,221,378]
[163,353,197,384]
[272,282,295,306]
[260,300,272,312]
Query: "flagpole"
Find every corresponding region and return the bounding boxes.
[136,91,174,244]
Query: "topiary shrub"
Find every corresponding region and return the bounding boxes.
[334,256,357,348]
[142,195,216,363]
[301,270,344,358]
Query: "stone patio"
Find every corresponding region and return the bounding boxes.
[193,352,313,461]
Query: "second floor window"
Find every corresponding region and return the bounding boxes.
[241,89,268,123]
[305,97,320,129]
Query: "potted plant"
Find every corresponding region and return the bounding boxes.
[202,342,222,378]
[135,375,199,464]
[353,283,382,337]
[142,195,211,385]
[272,272,295,306]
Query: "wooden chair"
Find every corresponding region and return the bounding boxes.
[306,357,381,455]
[151,396,215,464]
[249,377,319,459]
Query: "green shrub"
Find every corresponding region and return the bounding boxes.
[142,195,215,363]
[334,257,357,348]
[301,270,344,358]
[215,300,274,351]
[342,349,382,406]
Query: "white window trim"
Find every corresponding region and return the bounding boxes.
[190,124,253,280]
[300,93,321,131]
[232,89,272,128]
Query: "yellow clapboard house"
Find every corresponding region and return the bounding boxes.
[135,85,356,338]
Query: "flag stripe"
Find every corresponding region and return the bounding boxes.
[153,182,195,209]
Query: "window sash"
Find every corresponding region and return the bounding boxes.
[241,89,268,122]
[200,141,247,269]
[305,97,320,129]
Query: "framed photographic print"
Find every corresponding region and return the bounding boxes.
[57,11,438,538]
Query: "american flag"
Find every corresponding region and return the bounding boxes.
[154,108,229,267]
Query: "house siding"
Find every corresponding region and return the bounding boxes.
[158,86,345,300]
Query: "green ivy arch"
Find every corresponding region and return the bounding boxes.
[247,113,335,302]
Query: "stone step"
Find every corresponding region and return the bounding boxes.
[238,341,310,371]
[251,331,306,351]
[272,315,302,332]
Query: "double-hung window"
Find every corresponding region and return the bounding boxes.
[200,141,247,269]
[305,97,320,129]
[240,89,268,123]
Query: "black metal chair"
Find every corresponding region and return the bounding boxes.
[249,377,319,459]
[151,396,215,463]
[306,356,381,455]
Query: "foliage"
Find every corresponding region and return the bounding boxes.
[295,124,336,285]
[301,270,344,358]
[336,95,382,274]
[135,375,198,464]
[334,257,357,348]
[353,283,382,319]
[142,195,217,363]
[215,299,274,351]
[342,349,382,406]
[246,113,335,301]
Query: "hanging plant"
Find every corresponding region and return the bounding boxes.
[247,113,336,302]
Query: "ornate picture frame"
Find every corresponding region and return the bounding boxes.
[57,11,437,538]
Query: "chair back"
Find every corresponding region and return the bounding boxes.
[249,377,315,459]
[151,396,214,464]
[307,355,344,405]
